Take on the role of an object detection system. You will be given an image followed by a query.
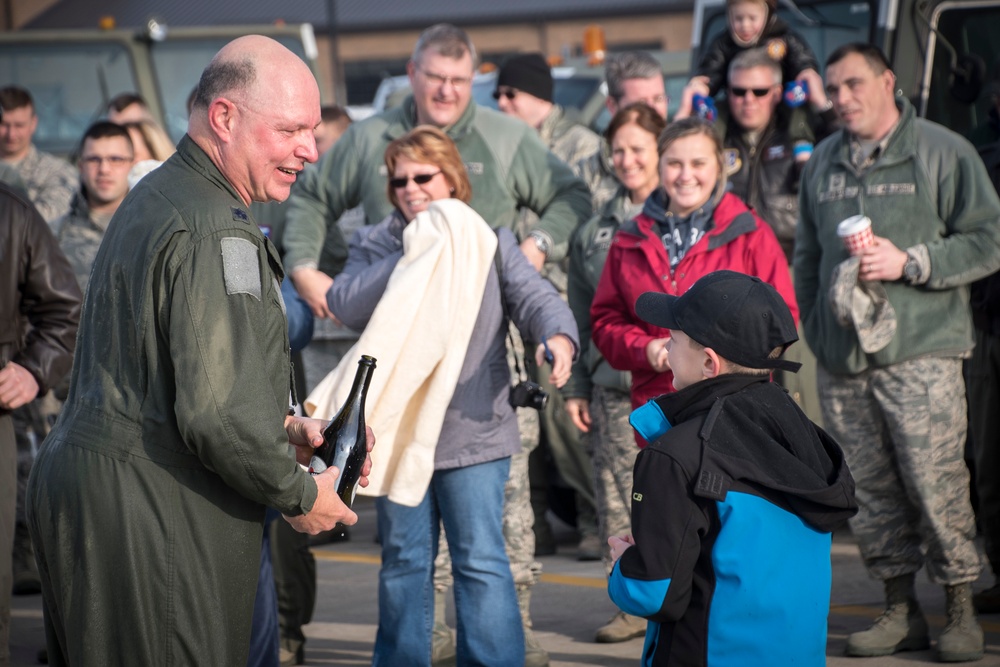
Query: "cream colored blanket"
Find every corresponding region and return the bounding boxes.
[305,199,498,507]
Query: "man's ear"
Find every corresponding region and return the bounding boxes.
[207,98,237,143]
[703,347,724,379]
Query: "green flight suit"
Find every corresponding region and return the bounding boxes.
[26,136,317,666]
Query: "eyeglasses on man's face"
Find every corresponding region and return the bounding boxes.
[493,87,518,101]
[389,171,442,189]
[728,86,775,98]
[418,67,471,89]
[80,155,133,167]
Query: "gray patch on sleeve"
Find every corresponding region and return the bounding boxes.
[221,237,262,300]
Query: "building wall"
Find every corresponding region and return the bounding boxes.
[5,0,57,30]
[320,11,694,104]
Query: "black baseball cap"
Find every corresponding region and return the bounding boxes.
[634,270,801,372]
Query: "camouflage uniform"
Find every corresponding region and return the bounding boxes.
[56,191,114,294]
[817,359,981,584]
[563,189,643,575]
[510,106,601,551]
[571,144,619,214]
[588,385,636,576]
[4,145,77,229]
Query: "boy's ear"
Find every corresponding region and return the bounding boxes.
[703,347,724,379]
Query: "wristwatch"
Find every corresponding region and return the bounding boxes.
[903,252,921,284]
[528,231,551,256]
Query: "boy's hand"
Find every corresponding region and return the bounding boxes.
[609,534,635,564]
[645,338,671,373]
[535,334,574,389]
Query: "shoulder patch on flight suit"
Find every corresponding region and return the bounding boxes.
[221,237,261,300]
[723,148,742,176]
[231,206,251,223]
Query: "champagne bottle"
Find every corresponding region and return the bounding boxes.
[309,355,376,507]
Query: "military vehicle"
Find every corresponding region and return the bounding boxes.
[0,20,325,157]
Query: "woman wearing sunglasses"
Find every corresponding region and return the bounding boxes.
[323,125,578,667]
[590,116,797,445]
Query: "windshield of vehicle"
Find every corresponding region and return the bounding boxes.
[925,2,1000,143]
[471,71,603,112]
[0,41,137,157]
[151,35,310,143]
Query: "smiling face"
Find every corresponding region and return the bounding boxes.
[225,68,320,204]
[660,133,721,217]
[611,121,660,203]
[727,65,780,133]
[728,1,768,45]
[0,104,37,161]
[609,77,668,119]
[79,135,133,213]
[391,156,453,222]
[408,48,475,128]
[825,51,898,141]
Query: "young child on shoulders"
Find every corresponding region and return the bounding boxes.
[607,270,857,666]
[689,0,831,111]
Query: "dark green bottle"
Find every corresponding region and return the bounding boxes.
[312,355,376,507]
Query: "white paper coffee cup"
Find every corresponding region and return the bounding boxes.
[837,215,874,256]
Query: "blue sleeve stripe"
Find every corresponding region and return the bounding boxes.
[629,401,672,443]
[608,560,672,618]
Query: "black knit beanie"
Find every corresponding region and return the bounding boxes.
[497,53,553,103]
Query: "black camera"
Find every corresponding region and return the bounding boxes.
[509,380,548,410]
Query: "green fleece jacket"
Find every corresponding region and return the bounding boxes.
[282,95,592,274]
[794,99,1000,375]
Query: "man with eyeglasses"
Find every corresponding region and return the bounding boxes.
[0,86,77,229]
[283,23,591,321]
[571,51,669,212]
[55,121,135,294]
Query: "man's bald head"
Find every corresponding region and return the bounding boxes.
[189,35,321,205]
[192,35,310,112]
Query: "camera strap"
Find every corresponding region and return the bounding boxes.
[493,234,528,383]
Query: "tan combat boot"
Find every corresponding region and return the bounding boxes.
[517,584,550,667]
[431,587,456,667]
[937,583,985,662]
[846,573,930,657]
[594,611,647,643]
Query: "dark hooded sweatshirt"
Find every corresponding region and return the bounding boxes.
[608,374,857,667]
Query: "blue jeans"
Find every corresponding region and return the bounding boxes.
[281,278,314,353]
[372,457,524,667]
[248,509,281,667]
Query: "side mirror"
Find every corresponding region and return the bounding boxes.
[951,53,986,104]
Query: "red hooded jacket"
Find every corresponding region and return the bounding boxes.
[590,191,797,446]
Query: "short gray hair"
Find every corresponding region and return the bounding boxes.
[728,48,782,87]
[605,51,661,101]
[193,58,256,109]
[412,23,478,69]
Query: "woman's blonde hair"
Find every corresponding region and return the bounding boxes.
[384,126,471,211]
[657,116,727,206]
[123,119,176,161]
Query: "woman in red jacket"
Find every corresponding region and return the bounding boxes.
[590,116,797,446]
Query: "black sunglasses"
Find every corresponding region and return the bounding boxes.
[492,88,517,100]
[389,171,442,189]
[729,86,774,98]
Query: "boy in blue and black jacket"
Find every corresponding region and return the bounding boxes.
[608,270,858,666]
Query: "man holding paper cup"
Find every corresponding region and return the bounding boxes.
[794,43,1000,662]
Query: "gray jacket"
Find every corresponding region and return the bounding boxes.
[328,211,579,470]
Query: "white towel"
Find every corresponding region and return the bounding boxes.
[305,199,498,506]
